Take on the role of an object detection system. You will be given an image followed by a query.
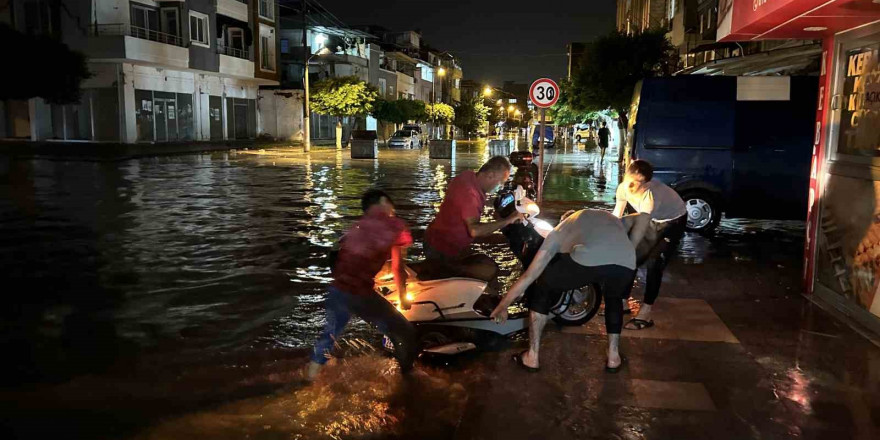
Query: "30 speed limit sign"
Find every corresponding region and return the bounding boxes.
[529,78,560,108]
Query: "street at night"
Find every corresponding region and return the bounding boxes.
[2,0,880,439]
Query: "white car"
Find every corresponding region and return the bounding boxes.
[388,130,422,149]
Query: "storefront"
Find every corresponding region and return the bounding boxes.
[719,0,880,335]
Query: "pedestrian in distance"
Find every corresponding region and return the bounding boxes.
[424,156,524,281]
[307,189,417,380]
[598,121,611,160]
[612,159,687,330]
[490,209,649,373]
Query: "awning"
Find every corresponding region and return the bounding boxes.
[717,0,880,42]
[687,41,739,54]
[682,42,822,76]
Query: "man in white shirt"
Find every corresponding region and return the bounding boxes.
[613,160,687,330]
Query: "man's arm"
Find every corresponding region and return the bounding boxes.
[391,246,409,309]
[612,200,628,218]
[491,234,560,318]
[466,212,521,238]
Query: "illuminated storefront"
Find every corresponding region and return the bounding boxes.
[719,0,880,334]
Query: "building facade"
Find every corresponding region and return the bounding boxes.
[0,0,281,143]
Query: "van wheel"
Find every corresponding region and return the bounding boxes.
[680,190,721,235]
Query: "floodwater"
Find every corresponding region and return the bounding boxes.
[3,139,834,440]
[0,139,620,382]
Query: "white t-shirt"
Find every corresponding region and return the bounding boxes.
[540,210,636,270]
[616,179,686,223]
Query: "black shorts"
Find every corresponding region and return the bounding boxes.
[526,254,636,315]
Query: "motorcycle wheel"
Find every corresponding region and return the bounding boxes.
[551,284,601,326]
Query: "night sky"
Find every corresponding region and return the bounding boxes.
[328,0,617,86]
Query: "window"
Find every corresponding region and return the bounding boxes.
[131,3,159,38]
[259,0,274,21]
[378,78,387,96]
[280,38,289,54]
[228,28,244,50]
[259,24,276,72]
[189,11,209,47]
[161,7,179,37]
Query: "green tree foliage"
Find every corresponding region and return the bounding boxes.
[426,103,455,123]
[310,76,379,119]
[372,99,427,125]
[453,97,489,136]
[568,29,677,125]
[1,24,91,104]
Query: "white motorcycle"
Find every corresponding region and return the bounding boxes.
[377,186,602,356]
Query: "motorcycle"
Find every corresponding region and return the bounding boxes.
[377,185,602,356]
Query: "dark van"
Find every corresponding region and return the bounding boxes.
[625,76,818,233]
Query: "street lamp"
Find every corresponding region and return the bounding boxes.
[431,66,447,139]
[303,34,329,153]
[483,86,492,97]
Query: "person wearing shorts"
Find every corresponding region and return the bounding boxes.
[491,209,638,373]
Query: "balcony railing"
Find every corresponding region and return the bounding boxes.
[91,24,184,47]
[217,45,252,61]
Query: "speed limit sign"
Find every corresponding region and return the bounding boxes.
[529,78,560,108]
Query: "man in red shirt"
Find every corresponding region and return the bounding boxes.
[307,189,416,380]
[424,156,522,281]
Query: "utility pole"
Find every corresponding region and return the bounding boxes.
[302,0,310,152]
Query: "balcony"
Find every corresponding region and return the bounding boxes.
[218,45,255,79]
[217,0,249,22]
[89,24,189,69]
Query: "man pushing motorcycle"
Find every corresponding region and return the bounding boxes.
[423,156,524,281]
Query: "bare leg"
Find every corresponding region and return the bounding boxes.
[607,333,621,368]
[522,311,548,369]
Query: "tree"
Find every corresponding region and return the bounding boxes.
[310,76,379,148]
[373,99,427,129]
[569,29,677,129]
[454,97,490,137]
[426,103,455,124]
[1,24,91,104]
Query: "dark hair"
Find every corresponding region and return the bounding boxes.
[361,189,393,212]
[479,156,512,174]
[626,159,654,182]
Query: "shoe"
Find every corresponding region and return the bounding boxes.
[605,356,625,374]
[512,351,540,373]
[624,318,654,330]
[306,361,322,381]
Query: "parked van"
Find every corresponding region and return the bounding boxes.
[625,76,818,233]
[530,124,555,148]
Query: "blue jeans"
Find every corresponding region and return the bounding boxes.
[310,286,417,371]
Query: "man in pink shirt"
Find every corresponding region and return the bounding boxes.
[424,156,522,281]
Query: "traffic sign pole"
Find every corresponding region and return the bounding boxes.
[528,78,559,204]
[538,108,545,203]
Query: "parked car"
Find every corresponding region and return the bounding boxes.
[625,76,818,234]
[574,126,593,143]
[388,130,422,149]
[531,125,555,148]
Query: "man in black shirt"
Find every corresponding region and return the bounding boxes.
[598,121,611,160]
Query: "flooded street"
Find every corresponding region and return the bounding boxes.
[2,141,878,440]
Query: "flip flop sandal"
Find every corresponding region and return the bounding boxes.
[605,356,626,374]
[512,351,540,373]
[624,318,655,330]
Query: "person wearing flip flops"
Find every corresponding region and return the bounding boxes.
[490,210,641,373]
[612,160,687,331]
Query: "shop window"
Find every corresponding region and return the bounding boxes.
[835,43,880,159]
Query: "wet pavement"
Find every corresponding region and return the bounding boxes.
[2,139,879,439]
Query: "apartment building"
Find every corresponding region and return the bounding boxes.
[0,0,280,143]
